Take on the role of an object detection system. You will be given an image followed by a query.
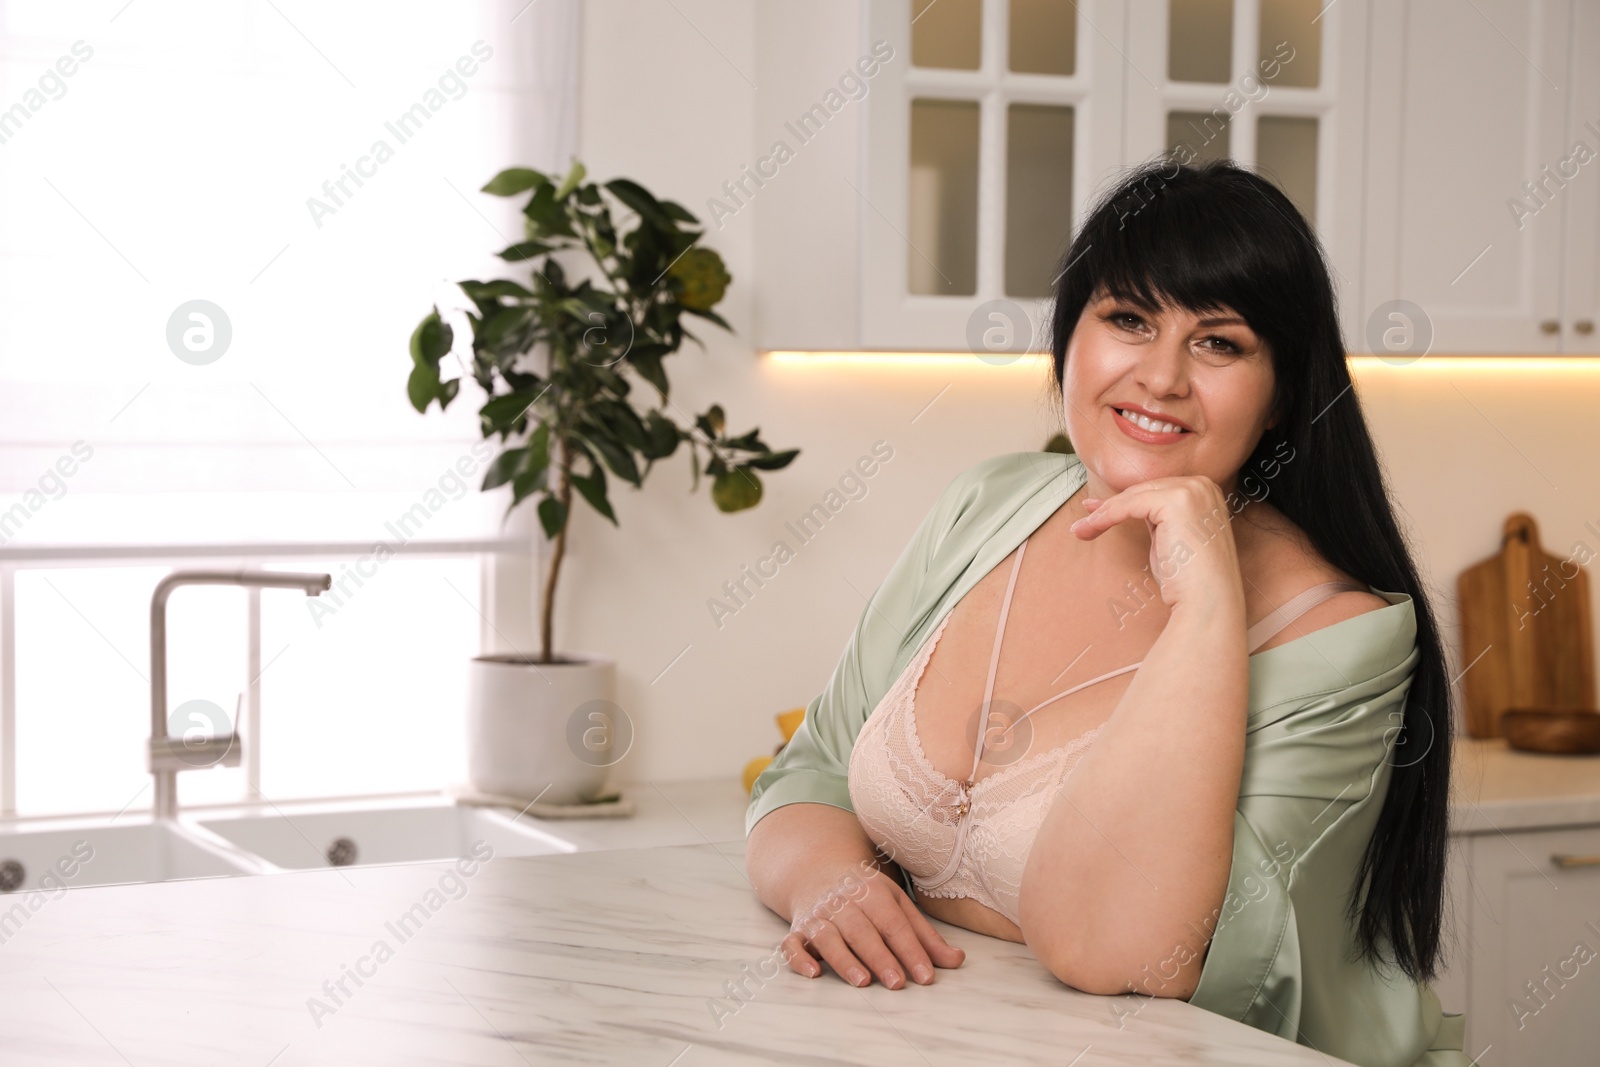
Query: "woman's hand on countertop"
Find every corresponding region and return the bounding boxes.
[782,863,965,989]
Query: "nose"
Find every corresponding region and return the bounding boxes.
[1133,327,1192,399]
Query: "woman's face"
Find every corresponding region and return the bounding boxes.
[1061,287,1277,499]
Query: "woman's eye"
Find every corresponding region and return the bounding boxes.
[1112,313,1144,330]
[1199,335,1238,353]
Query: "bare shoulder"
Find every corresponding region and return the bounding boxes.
[1238,502,1391,653]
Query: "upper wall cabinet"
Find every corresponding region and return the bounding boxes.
[1362,0,1585,354]
[1125,0,1371,351]
[751,1,1365,354]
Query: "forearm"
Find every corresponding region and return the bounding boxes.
[746,802,894,922]
[1019,597,1249,996]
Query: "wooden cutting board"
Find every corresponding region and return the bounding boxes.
[1457,512,1596,737]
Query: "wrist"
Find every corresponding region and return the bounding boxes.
[1166,589,1245,631]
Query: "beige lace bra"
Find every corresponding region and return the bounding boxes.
[846,534,1365,928]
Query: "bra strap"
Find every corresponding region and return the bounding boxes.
[998,580,1371,736]
[970,537,1029,779]
[917,537,1030,893]
[1246,581,1368,653]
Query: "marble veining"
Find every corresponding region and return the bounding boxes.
[0,835,1354,1065]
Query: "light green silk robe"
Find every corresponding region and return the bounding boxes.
[746,450,1468,1067]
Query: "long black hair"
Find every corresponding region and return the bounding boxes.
[1044,157,1451,984]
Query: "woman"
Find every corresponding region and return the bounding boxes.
[744,159,1467,1067]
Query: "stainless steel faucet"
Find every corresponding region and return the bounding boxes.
[149,569,331,819]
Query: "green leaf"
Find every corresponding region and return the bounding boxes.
[743,448,799,471]
[522,182,577,238]
[536,494,566,538]
[683,304,732,331]
[604,178,674,230]
[407,363,439,413]
[481,447,529,491]
[554,159,587,200]
[479,389,541,435]
[642,410,681,459]
[712,467,763,512]
[510,463,548,510]
[527,422,551,473]
[438,377,461,410]
[576,426,641,487]
[478,306,534,349]
[498,239,555,262]
[481,167,549,196]
[659,199,699,224]
[695,404,726,440]
[1043,431,1074,454]
[409,308,453,368]
[570,468,618,525]
[592,399,651,452]
[459,279,535,301]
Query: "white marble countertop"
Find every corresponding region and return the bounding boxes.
[513,777,751,852]
[0,835,1353,1065]
[1450,737,1600,834]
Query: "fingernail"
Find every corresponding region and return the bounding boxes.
[885,968,902,987]
[912,964,932,983]
[850,968,869,986]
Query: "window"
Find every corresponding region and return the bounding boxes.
[0,0,579,815]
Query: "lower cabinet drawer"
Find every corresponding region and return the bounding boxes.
[1464,823,1600,1066]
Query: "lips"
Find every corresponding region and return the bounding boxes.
[1111,404,1193,434]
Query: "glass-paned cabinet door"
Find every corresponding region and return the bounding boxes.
[1149,0,1327,219]
[863,0,1124,351]
[1126,0,1367,346]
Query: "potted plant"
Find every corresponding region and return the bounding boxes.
[408,158,798,803]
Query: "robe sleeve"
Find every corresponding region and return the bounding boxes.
[1187,608,1470,1067]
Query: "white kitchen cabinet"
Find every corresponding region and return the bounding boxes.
[754,0,1366,354]
[757,0,1584,356]
[1361,0,1575,355]
[1449,823,1600,1064]
[1560,0,1600,353]
[1123,0,1373,354]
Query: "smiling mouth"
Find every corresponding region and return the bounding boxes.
[1112,407,1192,435]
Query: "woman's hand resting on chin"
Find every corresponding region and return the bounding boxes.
[1068,475,1247,619]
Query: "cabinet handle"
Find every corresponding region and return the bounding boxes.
[1540,319,1560,334]
[1576,320,1595,335]
[1551,853,1600,868]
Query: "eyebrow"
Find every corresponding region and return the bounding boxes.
[1195,314,1249,328]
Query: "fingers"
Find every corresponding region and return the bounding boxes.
[782,871,965,989]
[896,891,967,971]
[799,911,880,987]
[1070,477,1222,540]
[863,890,957,984]
[780,930,822,977]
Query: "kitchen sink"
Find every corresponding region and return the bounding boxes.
[191,796,575,870]
[0,818,268,895]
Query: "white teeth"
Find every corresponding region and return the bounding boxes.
[1117,407,1186,434]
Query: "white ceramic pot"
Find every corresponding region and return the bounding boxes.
[465,653,623,805]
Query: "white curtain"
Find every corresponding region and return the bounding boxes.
[0,0,581,547]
